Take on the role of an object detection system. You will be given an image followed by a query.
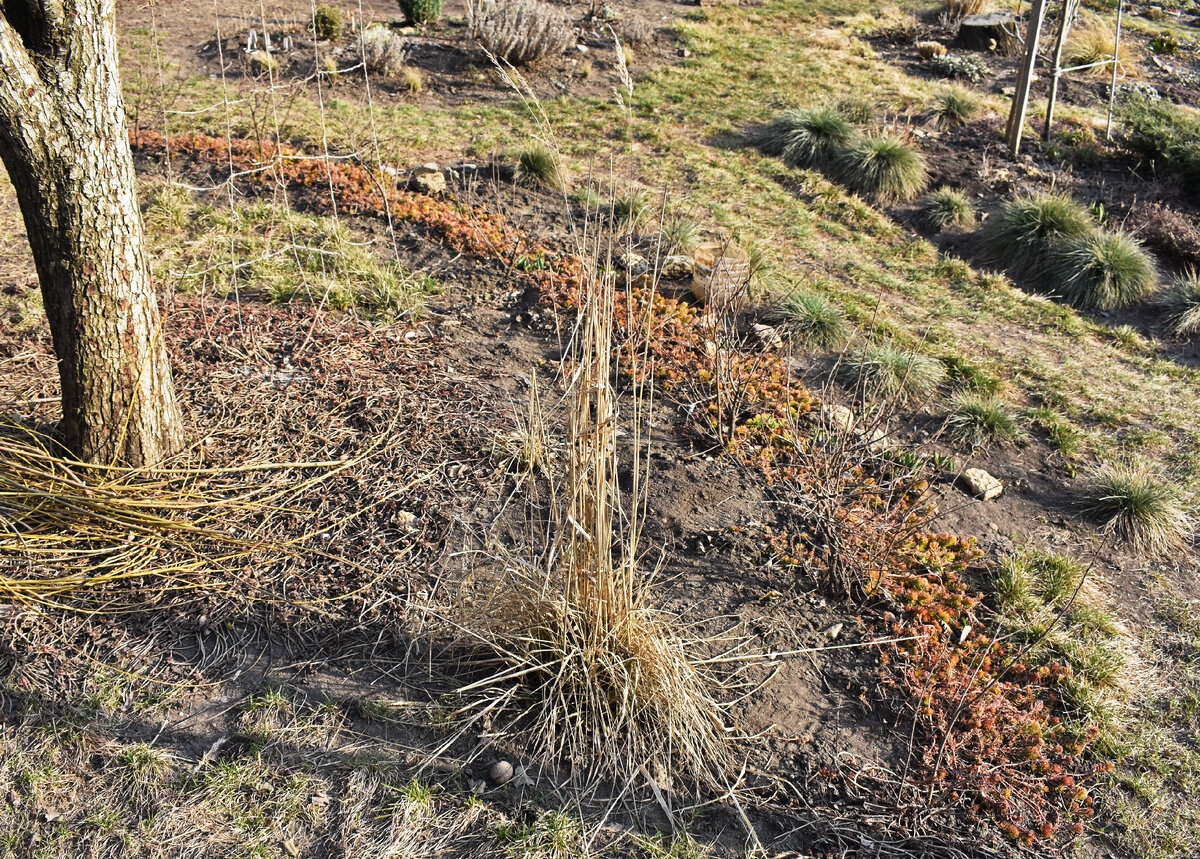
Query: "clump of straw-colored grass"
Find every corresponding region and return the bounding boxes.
[458,269,734,792]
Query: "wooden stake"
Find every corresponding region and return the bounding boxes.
[1005,0,1049,155]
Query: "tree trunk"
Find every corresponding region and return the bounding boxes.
[956,12,1022,56]
[0,0,183,466]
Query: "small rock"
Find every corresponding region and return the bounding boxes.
[618,252,649,276]
[396,511,417,532]
[511,765,534,786]
[823,622,843,640]
[752,323,783,352]
[822,404,855,433]
[660,254,693,280]
[412,165,446,195]
[576,43,589,53]
[963,468,1003,501]
[489,760,514,785]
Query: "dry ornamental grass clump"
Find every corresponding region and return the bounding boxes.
[942,0,987,20]
[470,0,572,65]
[456,266,736,795]
[1065,23,1134,76]
[360,26,410,79]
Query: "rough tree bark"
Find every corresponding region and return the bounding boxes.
[0,0,183,466]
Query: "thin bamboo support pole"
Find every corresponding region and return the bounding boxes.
[1105,0,1126,140]
[1043,0,1078,142]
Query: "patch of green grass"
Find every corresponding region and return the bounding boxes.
[931,87,980,128]
[841,341,947,403]
[834,134,928,203]
[1050,230,1159,311]
[515,142,565,189]
[766,287,851,349]
[1029,405,1083,460]
[1160,268,1200,337]
[396,777,434,808]
[145,194,436,320]
[112,743,175,780]
[495,809,582,858]
[659,214,701,254]
[941,354,1000,393]
[834,96,875,125]
[978,193,1094,283]
[944,391,1020,449]
[992,550,1133,740]
[611,189,651,230]
[1081,459,1193,556]
[917,188,975,231]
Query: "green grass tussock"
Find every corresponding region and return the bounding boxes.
[1161,268,1200,337]
[766,288,851,349]
[944,391,1019,449]
[1049,229,1159,310]
[977,193,1094,283]
[1081,459,1193,556]
[514,142,565,189]
[659,214,701,255]
[917,188,975,231]
[780,108,860,170]
[842,341,947,403]
[835,134,928,203]
[932,87,980,128]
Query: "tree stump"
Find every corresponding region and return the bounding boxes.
[956,12,1022,56]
